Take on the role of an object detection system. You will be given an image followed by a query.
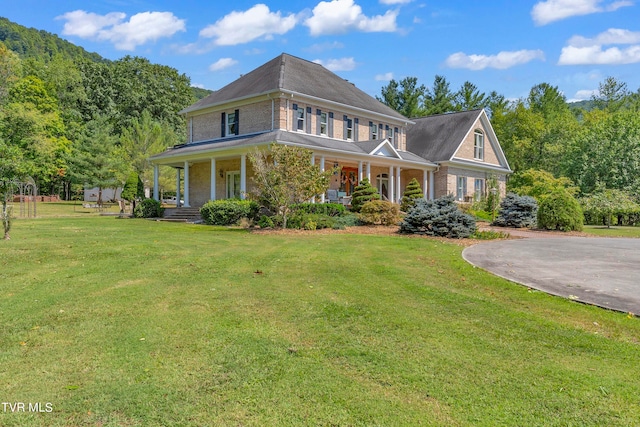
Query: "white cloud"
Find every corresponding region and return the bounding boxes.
[200,4,297,46]
[445,50,546,70]
[57,10,185,50]
[313,57,357,71]
[559,28,640,65]
[191,83,205,89]
[572,89,600,101]
[304,0,398,36]
[306,41,345,53]
[375,72,394,81]
[209,58,239,71]
[558,44,640,64]
[531,0,633,26]
[568,28,640,47]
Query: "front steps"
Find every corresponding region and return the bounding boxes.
[160,207,203,223]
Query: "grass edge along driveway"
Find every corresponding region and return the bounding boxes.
[0,216,638,426]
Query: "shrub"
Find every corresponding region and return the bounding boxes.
[133,198,164,218]
[358,200,401,226]
[258,215,275,229]
[537,190,583,231]
[287,212,335,230]
[293,202,345,217]
[200,199,259,226]
[332,213,361,229]
[350,178,380,213]
[493,193,538,228]
[400,195,477,238]
[401,178,423,212]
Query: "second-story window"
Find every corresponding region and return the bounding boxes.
[320,112,327,135]
[387,126,393,144]
[371,123,378,140]
[227,112,237,136]
[296,108,305,131]
[474,130,484,160]
[346,118,353,140]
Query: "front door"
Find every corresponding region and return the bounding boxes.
[226,171,241,199]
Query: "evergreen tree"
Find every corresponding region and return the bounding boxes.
[350,178,380,213]
[401,178,423,212]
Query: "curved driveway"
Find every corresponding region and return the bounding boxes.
[462,237,640,314]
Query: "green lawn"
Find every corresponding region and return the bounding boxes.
[583,224,640,238]
[1,208,639,426]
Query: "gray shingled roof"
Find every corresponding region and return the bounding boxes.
[181,53,408,121]
[406,109,482,162]
[150,130,433,166]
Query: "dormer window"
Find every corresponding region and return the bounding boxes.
[474,130,484,160]
[221,110,239,137]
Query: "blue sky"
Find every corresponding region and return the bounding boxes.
[3,0,640,102]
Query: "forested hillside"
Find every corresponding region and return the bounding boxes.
[378,75,640,225]
[0,17,211,202]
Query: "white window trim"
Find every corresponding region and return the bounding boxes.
[226,112,237,136]
[296,108,305,132]
[320,112,328,136]
[226,170,241,199]
[346,118,353,141]
[457,176,467,201]
[474,178,485,201]
[474,130,484,161]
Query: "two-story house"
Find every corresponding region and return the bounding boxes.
[150,53,510,208]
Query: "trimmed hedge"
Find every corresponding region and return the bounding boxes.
[200,199,259,226]
[133,198,164,218]
[350,178,380,213]
[358,200,401,226]
[293,202,346,217]
[537,190,583,231]
[400,195,477,238]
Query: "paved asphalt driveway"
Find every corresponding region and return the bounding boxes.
[462,237,640,314]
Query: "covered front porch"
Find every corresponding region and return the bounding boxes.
[149,131,438,209]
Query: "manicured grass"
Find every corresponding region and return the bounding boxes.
[1,214,638,426]
[583,224,640,238]
[9,201,123,218]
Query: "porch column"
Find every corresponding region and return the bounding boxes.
[176,168,181,208]
[366,162,371,181]
[240,154,247,200]
[423,169,428,200]
[320,156,326,203]
[389,166,395,203]
[396,167,402,204]
[183,161,190,207]
[358,161,363,182]
[311,155,316,203]
[210,158,216,201]
[429,170,435,200]
[153,165,159,201]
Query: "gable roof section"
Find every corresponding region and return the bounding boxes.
[406,109,483,162]
[180,53,407,121]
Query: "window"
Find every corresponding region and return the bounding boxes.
[376,174,389,200]
[457,176,467,201]
[474,178,485,201]
[296,108,305,131]
[346,117,353,140]
[474,130,484,160]
[227,112,237,136]
[371,123,378,140]
[320,112,328,135]
[226,171,241,199]
[387,126,393,145]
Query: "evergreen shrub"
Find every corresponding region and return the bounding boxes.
[133,198,164,218]
[493,193,538,228]
[401,178,423,212]
[200,199,259,226]
[358,200,401,226]
[293,202,345,217]
[537,190,583,231]
[399,195,477,238]
[350,178,380,212]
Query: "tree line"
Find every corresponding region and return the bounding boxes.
[0,38,199,205]
[378,75,640,224]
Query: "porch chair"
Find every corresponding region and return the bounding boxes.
[326,189,339,203]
